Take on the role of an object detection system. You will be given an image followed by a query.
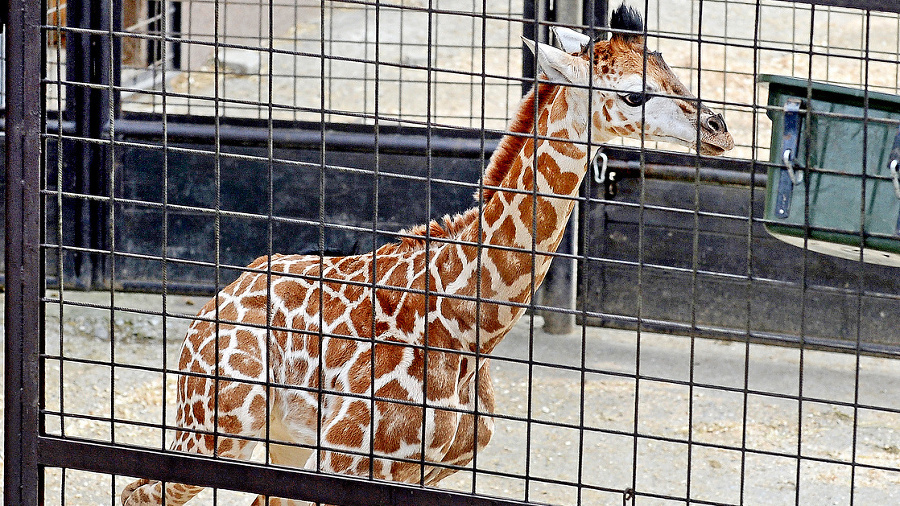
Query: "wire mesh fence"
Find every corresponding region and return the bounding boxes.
[4,0,900,505]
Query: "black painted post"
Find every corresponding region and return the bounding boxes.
[538,0,607,334]
[537,0,581,334]
[65,0,116,288]
[5,0,44,503]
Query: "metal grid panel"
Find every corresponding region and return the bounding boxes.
[4,1,900,506]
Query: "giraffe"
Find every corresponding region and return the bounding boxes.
[122,5,733,505]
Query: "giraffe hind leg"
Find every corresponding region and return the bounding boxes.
[121,431,259,505]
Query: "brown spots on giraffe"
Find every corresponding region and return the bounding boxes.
[348,301,374,338]
[425,350,462,402]
[428,408,458,450]
[303,288,323,318]
[543,168,581,196]
[478,199,505,235]
[477,302,506,334]
[376,288,402,315]
[374,401,423,455]
[617,110,628,122]
[328,452,354,473]
[273,280,306,311]
[202,433,216,453]
[325,336,358,369]
[226,270,261,296]
[354,457,384,477]
[547,139,586,160]
[536,108,550,136]
[217,300,239,322]
[346,349,372,392]
[394,295,423,334]
[227,349,262,378]
[436,252,465,287]
[218,438,234,454]
[535,151,561,179]
[521,138,534,160]
[240,293,270,310]
[326,400,369,448]
[487,245,530,289]
[549,92,569,124]
[612,124,640,137]
[592,111,603,132]
[528,195,561,244]
[548,129,568,141]
[376,377,414,403]
[373,342,407,378]
[246,255,271,270]
[495,215,518,246]
[677,100,696,117]
[602,105,613,122]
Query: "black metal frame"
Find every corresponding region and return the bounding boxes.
[7,0,900,505]
[6,1,43,504]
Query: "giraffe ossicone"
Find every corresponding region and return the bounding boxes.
[122,4,733,505]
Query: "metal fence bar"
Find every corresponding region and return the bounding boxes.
[7,0,900,505]
[39,437,543,506]
[4,0,44,504]
[772,0,900,14]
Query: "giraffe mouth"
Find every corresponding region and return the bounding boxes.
[697,142,727,156]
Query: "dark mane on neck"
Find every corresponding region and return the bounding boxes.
[375,81,559,255]
[479,81,558,203]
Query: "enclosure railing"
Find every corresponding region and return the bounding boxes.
[7,0,900,505]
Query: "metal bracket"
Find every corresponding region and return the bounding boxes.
[775,98,804,219]
[889,128,900,234]
[592,150,617,199]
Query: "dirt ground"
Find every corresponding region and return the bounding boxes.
[0,290,896,505]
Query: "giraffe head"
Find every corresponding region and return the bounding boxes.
[525,4,734,155]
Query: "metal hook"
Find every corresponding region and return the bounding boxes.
[890,159,900,200]
[782,148,802,184]
[592,150,609,185]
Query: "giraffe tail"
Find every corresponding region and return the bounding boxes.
[121,478,204,506]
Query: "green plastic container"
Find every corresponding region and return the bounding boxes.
[761,74,900,267]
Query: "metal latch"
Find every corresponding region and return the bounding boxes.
[592,149,617,199]
[775,98,804,219]
[889,128,900,234]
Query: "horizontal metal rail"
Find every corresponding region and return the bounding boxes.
[773,0,900,14]
[39,438,545,506]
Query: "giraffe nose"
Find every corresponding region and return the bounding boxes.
[703,113,728,134]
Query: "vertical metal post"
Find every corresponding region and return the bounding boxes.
[522,0,537,95]
[537,0,584,334]
[65,0,115,288]
[5,0,45,503]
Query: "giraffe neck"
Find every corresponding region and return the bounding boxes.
[433,83,593,352]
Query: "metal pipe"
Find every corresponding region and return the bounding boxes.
[4,0,44,503]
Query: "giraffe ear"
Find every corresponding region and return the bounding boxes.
[522,37,587,85]
[551,26,591,53]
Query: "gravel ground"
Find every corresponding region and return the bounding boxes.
[2,290,896,505]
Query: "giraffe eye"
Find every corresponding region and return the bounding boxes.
[621,92,649,107]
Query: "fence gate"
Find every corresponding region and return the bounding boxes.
[6,0,900,505]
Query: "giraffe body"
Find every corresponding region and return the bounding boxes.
[122,5,733,505]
